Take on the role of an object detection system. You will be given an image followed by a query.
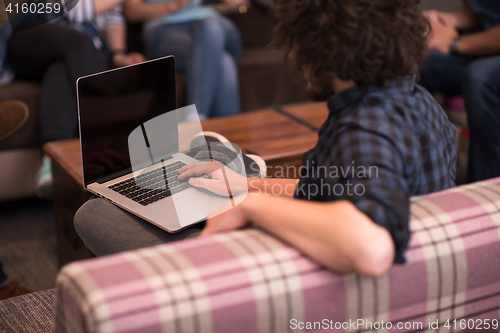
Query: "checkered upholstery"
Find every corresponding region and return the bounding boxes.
[54,178,500,333]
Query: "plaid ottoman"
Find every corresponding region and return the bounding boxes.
[54,178,500,333]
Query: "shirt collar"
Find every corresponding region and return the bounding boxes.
[326,74,418,115]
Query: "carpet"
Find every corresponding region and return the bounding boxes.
[0,198,57,292]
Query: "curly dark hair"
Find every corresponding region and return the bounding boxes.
[272,0,430,101]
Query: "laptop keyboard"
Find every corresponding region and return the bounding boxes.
[108,161,189,206]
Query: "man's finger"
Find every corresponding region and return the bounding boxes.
[189,177,229,196]
[178,163,212,179]
[189,177,220,189]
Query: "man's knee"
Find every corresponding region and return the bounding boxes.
[74,198,111,241]
[220,52,238,82]
[62,29,96,53]
[198,16,226,48]
[44,63,66,79]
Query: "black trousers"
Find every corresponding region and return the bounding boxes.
[7,22,109,144]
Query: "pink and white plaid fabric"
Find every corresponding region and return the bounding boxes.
[54,178,500,333]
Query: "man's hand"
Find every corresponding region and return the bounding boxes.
[169,0,190,12]
[200,198,251,237]
[112,52,147,67]
[425,10,459,54]
[178,161,248,197]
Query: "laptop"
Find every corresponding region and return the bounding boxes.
[77,56,233,233]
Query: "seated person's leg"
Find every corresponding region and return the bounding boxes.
[419,49,473,95]
[143,22,193,69]
[39,63,80,145]
[74,198,204,257]
[8,22,109,88]
[462,55,500,182]
[211,51,240,117]
[143,23,193,118]
[217,15,243,61]
[189,16,240,118]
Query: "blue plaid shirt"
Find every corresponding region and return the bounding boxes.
[294,75,457,263]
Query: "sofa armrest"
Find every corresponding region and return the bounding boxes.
[54,178,500,333]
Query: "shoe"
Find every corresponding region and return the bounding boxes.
[0,279,33,300]
[35,156,53,200]
[0,100,29,141]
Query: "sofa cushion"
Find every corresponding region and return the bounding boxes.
[0,81,41,150]
[0,288,56,333]
[54,177,500,333]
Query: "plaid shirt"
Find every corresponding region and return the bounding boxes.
[294,75,457,263]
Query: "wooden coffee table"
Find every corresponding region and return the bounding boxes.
[43,102,328,267]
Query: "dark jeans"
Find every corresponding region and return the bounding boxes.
[74,197,204,256]
[419,50,500,183]
[7,22,109,144]
[144,15,242,118]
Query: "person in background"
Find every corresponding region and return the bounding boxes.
[124,0,247,119]
[2,0,146,199]
[420,0,500,183]
[75,0,457,276]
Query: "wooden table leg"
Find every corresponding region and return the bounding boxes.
[52,161,94,268]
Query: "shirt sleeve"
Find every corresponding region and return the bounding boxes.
[339,124,411,263]
[65,0,95,23]
[99,4,125,27]
[294,121,412,263]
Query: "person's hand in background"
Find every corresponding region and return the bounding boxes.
[424,10,459,54]
[216,0,249,14]
[112,52,147,67]
[124,0,190,23]
[170,0,191,12]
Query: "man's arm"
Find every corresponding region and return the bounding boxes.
[201,125,412,276]
[101,24,146,67]
[457,25,500,56]
[94,0,125,16]
[426,1,500,56]
[247,178,299,197]
[202,195,395,277]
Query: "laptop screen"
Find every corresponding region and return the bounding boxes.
[78,56,177,187]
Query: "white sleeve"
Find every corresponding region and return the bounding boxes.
[101,4,125,27]
[64,0,96,23]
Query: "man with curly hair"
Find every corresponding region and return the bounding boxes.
[192,0,457,275]
[75,0,457,276]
